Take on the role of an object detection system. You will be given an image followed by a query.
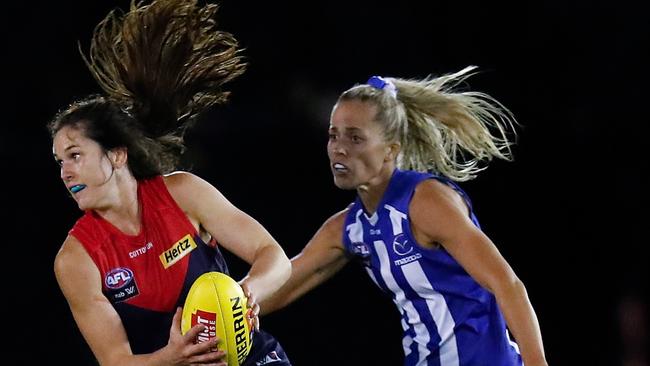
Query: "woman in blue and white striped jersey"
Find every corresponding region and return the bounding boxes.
[262,66,548,366]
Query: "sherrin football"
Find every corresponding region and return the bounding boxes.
[181,272,253,366]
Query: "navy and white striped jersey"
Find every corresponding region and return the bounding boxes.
[342,169,522,366]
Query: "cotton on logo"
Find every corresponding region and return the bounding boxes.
[105,268,134,289]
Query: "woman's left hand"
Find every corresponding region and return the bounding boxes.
[239,281,260,332]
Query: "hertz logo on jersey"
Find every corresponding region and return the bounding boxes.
[160,234,197,269]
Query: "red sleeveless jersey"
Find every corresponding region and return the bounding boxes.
[69,175,229,353]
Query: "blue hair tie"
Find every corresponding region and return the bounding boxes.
[367,76,397,98]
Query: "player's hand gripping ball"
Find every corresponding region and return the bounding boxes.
[181,272,253,365]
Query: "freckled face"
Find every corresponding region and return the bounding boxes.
[327,100,392,190]
[52,126,115,210]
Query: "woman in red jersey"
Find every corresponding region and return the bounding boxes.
[50,1,291,365]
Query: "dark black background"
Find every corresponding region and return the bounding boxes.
[2,1,648,365]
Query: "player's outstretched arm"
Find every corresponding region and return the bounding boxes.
[260,209,351,315]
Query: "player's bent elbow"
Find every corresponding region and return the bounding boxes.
[277,255,292,286]
[490,273,527,299]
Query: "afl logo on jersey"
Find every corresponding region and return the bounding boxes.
[392,234,413,256]
[104,267,140,303]
[351,242,371,266]
[352,242,370,257]
[105,267,134,289]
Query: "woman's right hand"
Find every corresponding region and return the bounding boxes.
[163,307,227,365]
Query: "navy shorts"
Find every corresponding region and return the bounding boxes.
[242,329,291,366]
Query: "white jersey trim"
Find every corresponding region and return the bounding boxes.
[374,240,432,365]
[402,260,459,366]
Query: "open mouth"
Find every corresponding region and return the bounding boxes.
[333,163,348,173]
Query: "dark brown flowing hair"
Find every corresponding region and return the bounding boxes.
[48,0,247,179]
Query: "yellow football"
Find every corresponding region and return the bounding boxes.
[181,272,253,366]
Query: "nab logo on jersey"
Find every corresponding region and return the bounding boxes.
[104,267,140,303]
[392,234,413,256]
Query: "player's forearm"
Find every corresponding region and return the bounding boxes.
[260,251,350,315]
[241,244,291,303]
[258,263,317,315]
[494,278,548,366]
[96,348,167,366]
[258,271,302,315]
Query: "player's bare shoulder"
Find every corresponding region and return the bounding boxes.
[54,235,100,304]
[323,208,349,232]
[163,170,201,194]
[54,235,89,275]
[163,171,217,211]
[311,208,349,249]
[412,178,467,215]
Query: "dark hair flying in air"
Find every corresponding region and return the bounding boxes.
[49,0,247,179]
